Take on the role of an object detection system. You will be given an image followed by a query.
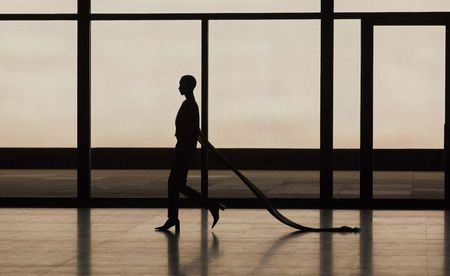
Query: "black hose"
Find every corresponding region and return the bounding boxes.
[198,133,359,233]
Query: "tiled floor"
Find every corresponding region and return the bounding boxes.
[0,208,449,275]
[0,169,444,199]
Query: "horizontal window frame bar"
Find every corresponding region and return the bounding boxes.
[0,148,444,170]
[0,197,447,209]
[90,13,321,20]
[0,14,77,20]
[1,12,450,22]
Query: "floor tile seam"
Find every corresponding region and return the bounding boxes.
[47,223,145,268]
[40,237,115,274]
[263,184,288,195]
[105,221,149,241]
[334,181,350,196]
[35,253,80,276]
[281,170,303,184]
[0,265,59,268]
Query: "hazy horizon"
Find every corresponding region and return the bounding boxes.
[3,0,450,13]
[0,2,448,149]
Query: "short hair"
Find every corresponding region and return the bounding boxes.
[180,75,197,91]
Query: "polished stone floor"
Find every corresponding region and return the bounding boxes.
[1,208,450,275]
[0,169,444,199]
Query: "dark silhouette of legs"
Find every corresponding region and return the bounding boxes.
[155,161,188,231]
[166,158,224,228]
[179,185,225,229]
[167,163,187,220]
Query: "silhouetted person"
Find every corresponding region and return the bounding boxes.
[155,75,225,232]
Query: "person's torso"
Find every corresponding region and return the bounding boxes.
[175,99,199,143]
[174,99,199,163]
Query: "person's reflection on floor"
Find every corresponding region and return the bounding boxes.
[160,230,184,276]
[159,210,220,275]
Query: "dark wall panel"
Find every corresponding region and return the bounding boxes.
[0,148,444,170]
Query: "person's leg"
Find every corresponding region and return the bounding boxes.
[167,163,189,220]
[180,182,224,228]
[171,146,225,228]
[180,185,219,209]
[180,185,209,208]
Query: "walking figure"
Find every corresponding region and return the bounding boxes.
[155,75,225,232]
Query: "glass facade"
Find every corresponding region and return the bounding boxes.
[373,26,445,199]
[333,20,361,198]
[92,0,320,13]
[91,21,201,197]
[0,1,76,14]
[209,20,320,149]
[0,22,77,197]
[335,0,450,12]
[0,2,449,205]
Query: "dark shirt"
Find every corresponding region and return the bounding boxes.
[174,98,199,164]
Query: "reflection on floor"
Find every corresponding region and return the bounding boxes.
[0,170,444,199]
[0,208,449,275]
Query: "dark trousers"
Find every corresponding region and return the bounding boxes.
[168,147,213,220]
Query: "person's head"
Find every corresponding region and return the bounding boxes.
[178,75,196,96]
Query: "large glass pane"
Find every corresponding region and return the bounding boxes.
[333,20,360,198]
[91,21,201,197]
[92,0,319,13]
[0,22,77,197]
[209,20,320,198]
[373,26,445,199]
[0,1,76,14]
[335,0,450,12]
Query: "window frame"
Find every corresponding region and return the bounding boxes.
[0,1,449,209]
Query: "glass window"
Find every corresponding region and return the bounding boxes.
[373,26,445,199]
[91,21,201,198]
[0,0,76,14]
[335,0,450,12]
[209,20,320,149]
[333,20,360,198]
[0,22,77,147]
[0,22,77,197]
[209,20,320,198]
[92,0,320,13]
[374,26,444,150]
[334,20,360,149]
[92,21,201,148]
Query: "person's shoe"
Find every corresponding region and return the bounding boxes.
[155,219,180,232]
[209,203,226,229]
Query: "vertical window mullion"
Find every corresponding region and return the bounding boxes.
[360,20,374,202]
[201,19,209,197]
[77,0,91,204]
[320,0,334,203]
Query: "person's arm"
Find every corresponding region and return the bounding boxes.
[198,129,206,145]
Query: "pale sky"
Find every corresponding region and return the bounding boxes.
[2,1,450,13]
[0,2,448,148]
